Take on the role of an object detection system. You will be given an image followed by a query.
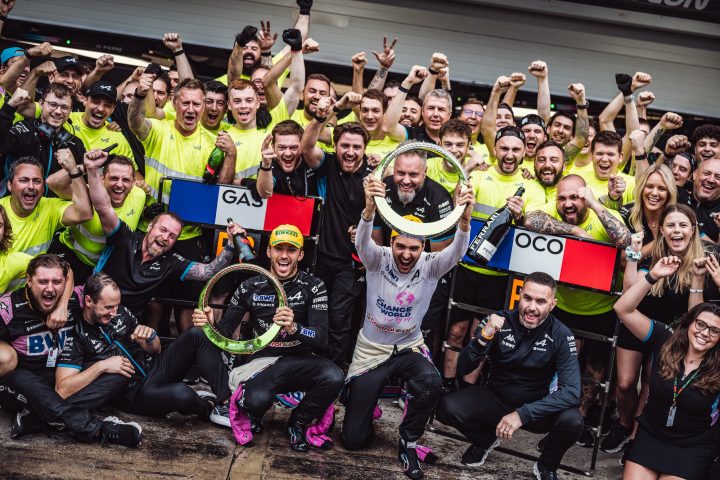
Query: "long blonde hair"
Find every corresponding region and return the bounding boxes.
[628,164,677,234]
[649,204,705,296]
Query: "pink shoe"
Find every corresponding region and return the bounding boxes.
[373,404,383,420]
[228,384,253,446]
[306,404,335,450]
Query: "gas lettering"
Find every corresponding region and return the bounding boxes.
[221,189,263,208]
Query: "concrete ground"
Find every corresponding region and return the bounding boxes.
[0,397,624,480]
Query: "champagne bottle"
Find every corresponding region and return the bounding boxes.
[203,147,225,183]
[227,218,256,261]
[467,186,525,265]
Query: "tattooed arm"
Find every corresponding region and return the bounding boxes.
[524,211,590,238]
[368,67,388,91]
[564,83,588,164]
[184,245,236,281]
[579,186,632,248]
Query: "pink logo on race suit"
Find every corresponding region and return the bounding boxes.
[396,291,415,306]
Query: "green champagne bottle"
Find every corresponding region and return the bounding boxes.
[203,146,225,183]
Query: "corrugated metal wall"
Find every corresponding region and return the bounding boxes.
[12,0,720,117]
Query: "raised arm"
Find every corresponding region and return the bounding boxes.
[56,150,93,226]
[579,186,631,248]
[622,232,645,290]
[629,129,649,176]
[480,76,512,154]
[300,96,335,169]
[256,134,275,199]
[615,256,680,340]
[524,210,590,238]
[502,72,525,107]
[529,61,550,123]
[184,223,245,281]
[18,61,56,103]
[419,52,446,101]
[425,184,474,280]
[80,55,115,93]
[263,29,303,111]
[368,36,397,92]
[382,65,428,140]
[645,112,683,156]
[127,74,153,141]
[0,0,14,36]
[85,150,119,234]
[635,91,654,123]
[564,83,589,163]
[228,26,259,84]
[356,176,387,272]
[351,51,366,94]
[163,33,194,81]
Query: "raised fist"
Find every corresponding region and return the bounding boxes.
[56,149,78,172]
[632,72,652,92]
[282,28,303,52]
[629,130,646,152]
[302,38,320,54]
[83,149,109,171]
[33,60,57,77]
[235,25,259,47]
[636,91,655,107]
[163,33,184,53]
[351,51,367,70]
[297,0,313,15]
[137,74,153,96]
[26,42,53,57]
[336,91,362,110]
[405,65,428,85]
[494,75,512,94]
[95,55,114,73]
[479,313,505,339]
[615,73,633,97]
[660,112,683,130]
[509,72,526,88]
[430,52,448,72]
[665,135,691,156]
[568,83,586,104]
[528,60,547,79]
[8,87,30,108]
[608,174,627,201]
[315,96,335,117]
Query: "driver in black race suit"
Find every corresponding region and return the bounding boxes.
[192,224,344,452]
[340,176,474,479]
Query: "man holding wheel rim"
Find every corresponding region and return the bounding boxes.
[192,224,344,452]
[340,176,473,479]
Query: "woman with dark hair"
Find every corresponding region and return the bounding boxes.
[614,256,720,480]
[605,203,711,454]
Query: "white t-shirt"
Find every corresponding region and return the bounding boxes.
[355,217,470,345]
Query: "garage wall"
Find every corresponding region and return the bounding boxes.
[11,0,720,117]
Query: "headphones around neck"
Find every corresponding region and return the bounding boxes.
[36,120,73,149]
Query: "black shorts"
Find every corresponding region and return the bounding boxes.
[450,265,508,324]
[617,323,647,352]
[626,425,718,480]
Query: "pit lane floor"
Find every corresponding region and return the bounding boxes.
[0,395,623,480]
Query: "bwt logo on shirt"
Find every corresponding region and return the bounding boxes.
[26,327,73,356]
[253,293,275,302]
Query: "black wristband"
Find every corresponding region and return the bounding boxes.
[576,102,589,110]
[645,272,659,285]
[332,105,341,113]
[171,49,185,57]
[259,163,272,172]
[261,51,272,57]
[635,152,647,160]
[428,68,439,75]
[134,91,147,100]
[68,170,84,179]
[0,14,7,22]
[398,85,410,94]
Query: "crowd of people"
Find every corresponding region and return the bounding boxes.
[0,1,719,479]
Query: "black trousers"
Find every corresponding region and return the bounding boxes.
[315,256,365,367]
[436,385,583,470]
[123,327,231,417]
[341,351,442,450]
[0,368,102,441]
[239,355,344,425]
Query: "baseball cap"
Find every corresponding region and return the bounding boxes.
[391,215,425,239]
[85,80,117,102]
[269,224,304,248]
[53,55,83,74]
[495,125,526,143]
[1,47,24,66]
[520,114,546,131]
